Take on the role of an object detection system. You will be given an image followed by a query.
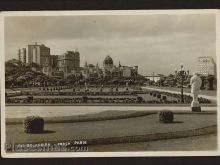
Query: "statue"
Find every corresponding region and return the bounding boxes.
[84,82,88,92]
[190,72,202,112]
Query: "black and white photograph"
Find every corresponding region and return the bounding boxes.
[1,10,219,157]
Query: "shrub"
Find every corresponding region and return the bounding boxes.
[157,94,161,98]
[82,96,88,103]
[137,96,144,103]
[162,95,167,101]
[159,110,174,123]
[27,95,34,103]
[23,116,44,133]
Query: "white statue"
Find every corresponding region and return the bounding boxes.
[85,82,88,91]
[190,72,202,109]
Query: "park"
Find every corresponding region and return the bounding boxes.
[5,73,217,152]
[5,59,217,152]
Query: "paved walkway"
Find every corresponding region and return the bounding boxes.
[5,105,217,119]
[142,86,217,101]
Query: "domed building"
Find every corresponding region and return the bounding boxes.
[81,55,138,80]
[103,55,114,71]
[102,55,138,79]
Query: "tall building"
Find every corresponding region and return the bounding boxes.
[27,42,50,66]
[57,51,80,78]
[18,49,21,61]
[197,56,216,76]
[42,56,53,76]
[18,48,27,63]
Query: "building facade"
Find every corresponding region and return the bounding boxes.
[18,48,27,63]
[82,62,103,79]
[80,55,138,80]
[102,55,138,79]
[57,51,80,78]
[16,43,139,80]
[17,43,82,78]
[103,55,114,72]
[197,56,216,76]
[27,42,50,66]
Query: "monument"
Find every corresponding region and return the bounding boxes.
[190,72,202,112]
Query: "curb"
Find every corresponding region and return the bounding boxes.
[6,103,217,106]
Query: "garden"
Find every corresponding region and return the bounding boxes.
[5,85,212,105]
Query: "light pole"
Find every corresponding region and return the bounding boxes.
[175,63,187,103]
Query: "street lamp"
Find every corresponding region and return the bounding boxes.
[175,63,187,103]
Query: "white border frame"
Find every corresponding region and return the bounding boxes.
[1,9,220,158]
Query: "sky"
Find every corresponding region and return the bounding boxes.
[4,14,216,75]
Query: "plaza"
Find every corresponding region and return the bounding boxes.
[3,12,218,154]
[5,105,217,152]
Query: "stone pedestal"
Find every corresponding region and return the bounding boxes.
[191,101,201,112]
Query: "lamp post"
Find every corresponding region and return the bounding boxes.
[175,63,187,103]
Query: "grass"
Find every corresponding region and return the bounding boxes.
[85,125,217,146]
[89,133,217,151]
[6,113,217,145]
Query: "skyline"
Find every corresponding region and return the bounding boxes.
[4,14,216,75]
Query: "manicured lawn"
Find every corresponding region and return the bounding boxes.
[89,133,217,151]
[6,113,216,144]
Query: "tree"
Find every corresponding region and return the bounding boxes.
[205,75,214,90]
[200,75,206,90]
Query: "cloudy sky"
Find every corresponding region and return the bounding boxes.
[4,14,216,75]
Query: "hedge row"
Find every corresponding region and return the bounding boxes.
[149,91,211,104]
[21,90,147,96]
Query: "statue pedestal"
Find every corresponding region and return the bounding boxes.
[191,101,201,112]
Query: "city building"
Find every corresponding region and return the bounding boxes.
[82,62,103,79]
[57,50,80,78]
[17,43,82,78]
[80,55,138,80]
[103,55,114,72]
[102,55,138,78]
[42,55,60,76]
[145,76,161,82]
[18,48,26,64]
[16,43,139,80]
[197,56,216,76]
[42,56,53,76]
[27,42,50,66]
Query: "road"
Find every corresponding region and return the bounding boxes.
[142,86,217,102]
